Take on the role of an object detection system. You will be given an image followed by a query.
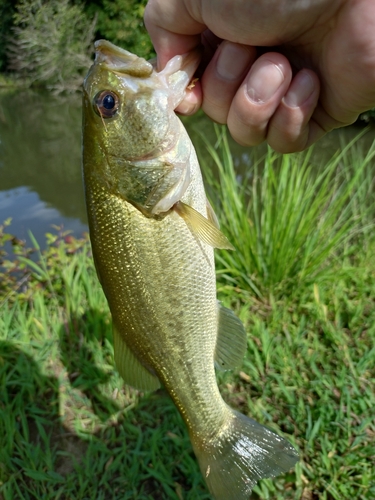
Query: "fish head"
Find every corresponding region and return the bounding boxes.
[83,40,200,162]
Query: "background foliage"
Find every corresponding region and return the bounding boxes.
[0,0,153,91]
[0,0,16,72]
[7,0,96,92]
[84,0,153,59]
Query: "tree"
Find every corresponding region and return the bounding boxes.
[7,0,96,91]
[84,0,154,59]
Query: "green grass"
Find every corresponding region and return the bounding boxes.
[1,129,375,499]
[202,126,375,299]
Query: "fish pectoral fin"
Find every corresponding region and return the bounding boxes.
[206,198,220,229]
[174,201,234,250]
[215,302,247,371]
[113,326,161,391]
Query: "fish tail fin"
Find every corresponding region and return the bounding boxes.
[192,409,299,500]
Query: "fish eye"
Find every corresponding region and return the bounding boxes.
[94,90,119,118]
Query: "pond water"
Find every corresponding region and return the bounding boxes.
[0,89,374,248]
[0,90,87,246]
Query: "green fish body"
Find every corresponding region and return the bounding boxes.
[82,40,298,499]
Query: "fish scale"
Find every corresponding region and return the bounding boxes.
[82,39,299,499]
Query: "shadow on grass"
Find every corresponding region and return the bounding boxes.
[58,308,122,422]
[0,309,208,499]
[0,340,88,496]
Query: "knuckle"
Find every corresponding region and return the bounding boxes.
[143,0,163,29]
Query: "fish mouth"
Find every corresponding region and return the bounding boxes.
[94,39,153,78]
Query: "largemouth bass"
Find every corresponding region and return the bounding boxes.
[82,40,298,499]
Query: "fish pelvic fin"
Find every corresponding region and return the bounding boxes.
[174,201,234,250]
[113,326,160,391]
[215,302,247,371]
[192,410,299,500]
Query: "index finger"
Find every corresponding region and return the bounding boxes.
[144,0,205,69]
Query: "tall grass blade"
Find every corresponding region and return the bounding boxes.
[200,125,375,299]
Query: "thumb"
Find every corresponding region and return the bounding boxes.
[144,0,205,69]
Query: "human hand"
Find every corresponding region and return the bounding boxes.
[144,0,375,153]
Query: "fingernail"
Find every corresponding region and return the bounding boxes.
[284,70,315,107]
[246,60,284,103]
[216,42,252,81]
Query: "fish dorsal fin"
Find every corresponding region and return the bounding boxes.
[174,201,234,250]
[215,302,247,371]
[113,326,160,391]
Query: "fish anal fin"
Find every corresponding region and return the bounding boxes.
[113,326,160,391]
[174,201,234,250]
[215,302,247,371]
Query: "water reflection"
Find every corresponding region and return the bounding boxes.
[0,89,374,247]
[0,90,87,243]
[0,187,87,245]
